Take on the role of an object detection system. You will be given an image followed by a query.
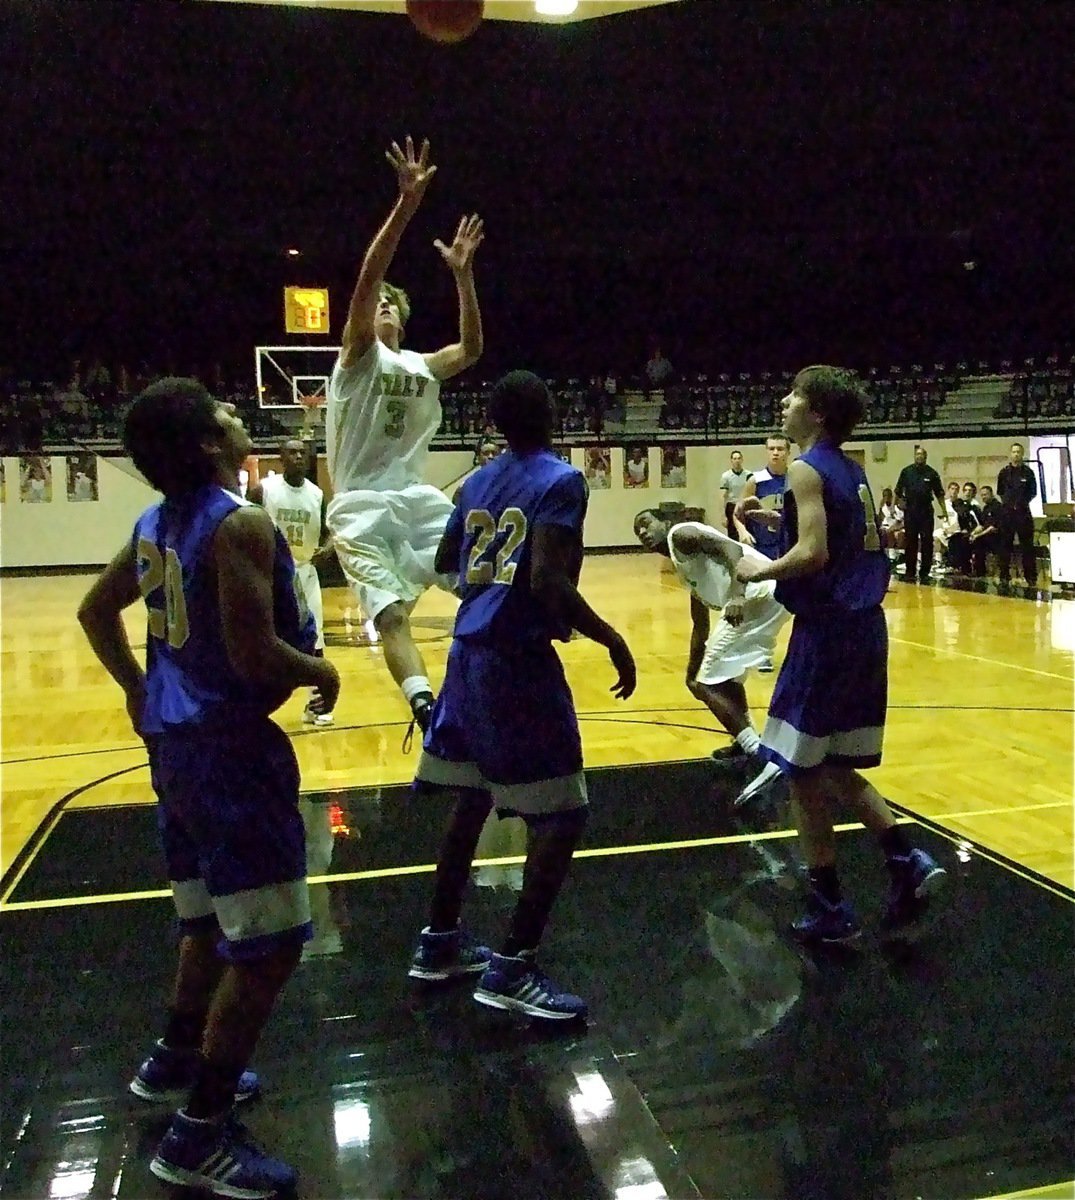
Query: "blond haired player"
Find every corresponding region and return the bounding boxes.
[325,137,483,734]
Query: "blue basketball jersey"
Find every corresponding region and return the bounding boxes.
[775,442,889,615]
[133,485,316,733]
[450,449,587,644]
[748,468,788,559]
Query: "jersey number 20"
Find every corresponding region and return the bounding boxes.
[137,538,191,648]
[465,508,528,585]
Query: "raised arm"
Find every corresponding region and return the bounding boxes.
[424,214,484,381]
[341,137,437,369]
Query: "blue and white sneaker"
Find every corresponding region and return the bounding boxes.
[474,952,588,1021]
[881,849,947,936]
[129,1041,260,1105]
[734,760,784,808]
[408,926,493,981]
[790,895,862,944]
[150,1109,295,1199]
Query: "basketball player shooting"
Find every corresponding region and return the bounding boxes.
[325,137,484,734]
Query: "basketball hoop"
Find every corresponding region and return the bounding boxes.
[298,394,325,438]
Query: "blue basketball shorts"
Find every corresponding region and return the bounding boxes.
[148,716,312,960]
[760,605,888,775]
[415,637,588,816]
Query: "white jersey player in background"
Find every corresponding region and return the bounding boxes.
[249,438,335,725]
[633,509,791,806]
[326,136,483,734]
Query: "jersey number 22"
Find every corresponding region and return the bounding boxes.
[465,508,528,585]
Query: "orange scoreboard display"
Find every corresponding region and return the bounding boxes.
[284,287,330,335]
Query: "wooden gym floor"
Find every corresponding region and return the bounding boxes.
[1,554,1073,1199]
[2,553,1071,888]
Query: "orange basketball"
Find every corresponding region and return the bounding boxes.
[406,0,484,44]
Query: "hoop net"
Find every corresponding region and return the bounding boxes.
[298,393,325,437]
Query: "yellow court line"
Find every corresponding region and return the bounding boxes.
[978,1182,1075,1200]
[890,635,1073,683]
[933,801,1072,821]
[0,806,68,907]
[0,819,907,913]
[4,799,1072,915]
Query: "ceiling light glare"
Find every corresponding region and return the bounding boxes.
[535,0,580,15]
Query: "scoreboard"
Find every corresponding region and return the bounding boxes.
[284,287,330,335]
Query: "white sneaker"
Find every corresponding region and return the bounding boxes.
[734,760,784,808]
[303,706,335,727]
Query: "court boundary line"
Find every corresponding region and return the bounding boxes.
[3,701,1070,768]
[5,797,1073,912]
[888,800,1075,903]
[978,1182,1075,1200]
[0,764,146,903]
[889,635,1072,682]
[0,818,910,913]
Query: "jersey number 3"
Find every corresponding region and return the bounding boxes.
[465,508,528,585]
[137,538,191,648]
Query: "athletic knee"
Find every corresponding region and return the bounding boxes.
[456,788,494,822]
[234,940,303,991]
[374,602,409,637]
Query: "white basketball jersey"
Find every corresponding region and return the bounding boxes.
[260,474,323,565]
[667,521,775,609]
[326,340,441,492]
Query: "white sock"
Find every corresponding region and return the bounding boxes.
[401,675,432,704]
[735,727,761,755]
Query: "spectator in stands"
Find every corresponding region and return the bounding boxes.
[643,346,674,399]
[996,442,1039,585]
[894,447,946,583]
[969,484,1004,577]
[719,450,752,540]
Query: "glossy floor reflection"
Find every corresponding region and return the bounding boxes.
[2,761,1073,1199]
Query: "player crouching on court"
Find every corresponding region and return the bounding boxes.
[735,366,946,942]
[408,371,636,1021]
[633,509,790,807]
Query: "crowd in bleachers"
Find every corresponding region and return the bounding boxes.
[2,354,1071,453]
[0,361,288,454]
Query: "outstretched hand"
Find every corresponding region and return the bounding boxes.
[606,632,637,700]
[386,136,437,204]
[434,214,484,274]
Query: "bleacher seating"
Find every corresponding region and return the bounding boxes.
[2,355,1072,455]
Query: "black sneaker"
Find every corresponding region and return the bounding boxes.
[710,743,747,763]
